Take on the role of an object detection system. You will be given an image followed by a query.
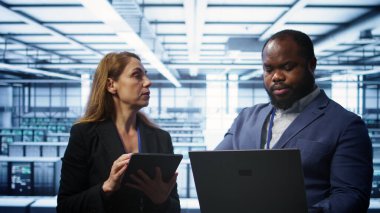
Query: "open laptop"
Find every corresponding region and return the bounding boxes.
[189,149,308,213]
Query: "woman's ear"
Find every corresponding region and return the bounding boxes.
[106,78,117,94]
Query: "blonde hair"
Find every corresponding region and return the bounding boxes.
[77,51,157,128]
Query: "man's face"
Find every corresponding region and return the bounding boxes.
[262,37,316,109]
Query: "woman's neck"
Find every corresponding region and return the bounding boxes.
[114,109,138,134]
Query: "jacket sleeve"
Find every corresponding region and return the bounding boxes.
[215,108,247,150]
[57,124,106,213]
[312,117,373,213]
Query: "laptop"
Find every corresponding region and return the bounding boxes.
[189,149,308,213]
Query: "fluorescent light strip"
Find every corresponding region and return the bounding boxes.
[348,69,380,75]
[0,63,81,80]
[316,69,380,82]
[184,0,207,77]
[316,76,332,82]
[259,0,308,41]
[0,4,102,59]
[240,70,262,80]
[314,12,380,54]
[79,0,181,87]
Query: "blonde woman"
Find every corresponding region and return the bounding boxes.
[57,52,180,213]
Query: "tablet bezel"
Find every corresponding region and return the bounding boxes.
[123,153,183,184]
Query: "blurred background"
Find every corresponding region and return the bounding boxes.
[0,0,380,212]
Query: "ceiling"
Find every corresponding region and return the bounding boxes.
[0,0,380,86]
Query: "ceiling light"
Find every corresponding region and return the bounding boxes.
[0,63,81,80]
[240,70,262,80]
[259,0,308,41]
[79,0,181,87]
[316,76,332,82]
[348,69,380,75]
[189,68,198,77]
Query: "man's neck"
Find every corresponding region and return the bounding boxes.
[276,86,320,113]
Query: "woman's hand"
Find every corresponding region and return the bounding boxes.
[102,153,132,196]
[126,167,178,204]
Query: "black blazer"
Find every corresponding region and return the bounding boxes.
[57,118,180,213]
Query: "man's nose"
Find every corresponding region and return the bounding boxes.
[272,70,285,82]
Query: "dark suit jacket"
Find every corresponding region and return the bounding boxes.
[57,118,180,213]
[216,90,373,213]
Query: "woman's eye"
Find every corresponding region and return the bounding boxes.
[134,74,142,79]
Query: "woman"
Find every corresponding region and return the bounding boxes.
[57,52,180,213]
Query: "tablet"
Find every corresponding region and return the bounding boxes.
[123,153,183,183]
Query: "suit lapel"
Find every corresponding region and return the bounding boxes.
[96,119,125,161]
[255,104,273,149]
[273,91,329,149]
[138,121,157,153]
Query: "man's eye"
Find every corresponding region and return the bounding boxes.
[264,67,272,72]
[284,64,295,71]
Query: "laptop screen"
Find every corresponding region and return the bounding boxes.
[189,149,307,213]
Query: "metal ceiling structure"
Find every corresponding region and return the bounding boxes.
[0,0,379,86]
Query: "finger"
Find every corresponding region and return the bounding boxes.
[117,159,129,166]
[117,153,131,162]
[129,174,151,193]
[154,167,162,180]
[137,169,152,182]
[125,182,143,192]
[113,157,129,166]
[125,153,133,159]
[113,159,129,172]
[167,172,178,191]
[115,163,128,177]
[130,174,145,185]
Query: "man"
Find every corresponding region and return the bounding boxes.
[215,29,373,212]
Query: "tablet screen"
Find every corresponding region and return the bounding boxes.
[123,153,183,183]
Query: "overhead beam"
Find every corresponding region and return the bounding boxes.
[0,2,104,58]
[19,62,380,71]
[318,40,380,61]
[0,35,80,63]
[0,63,81,80]
[79,0,181,87]
[2,78,380,85]
[314,8,380,54]
[259,0,308,41]
[8,4,82,8]
[166,62,380,70]
[185,0,207,60]
[353,52,380,64]
[184,0,207,77]
[239,70,261,80]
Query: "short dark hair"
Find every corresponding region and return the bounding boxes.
[262,29,315,61]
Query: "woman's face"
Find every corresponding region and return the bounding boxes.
[108,57,152,110]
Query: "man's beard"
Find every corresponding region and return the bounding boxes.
[265,70,315,110]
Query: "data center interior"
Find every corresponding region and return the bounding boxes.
[0,0,380,212]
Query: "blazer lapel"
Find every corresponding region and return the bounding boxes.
[96,119,125,161]
[273,91,329,149]
[138,121,158,153]
[255,104,273,149]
